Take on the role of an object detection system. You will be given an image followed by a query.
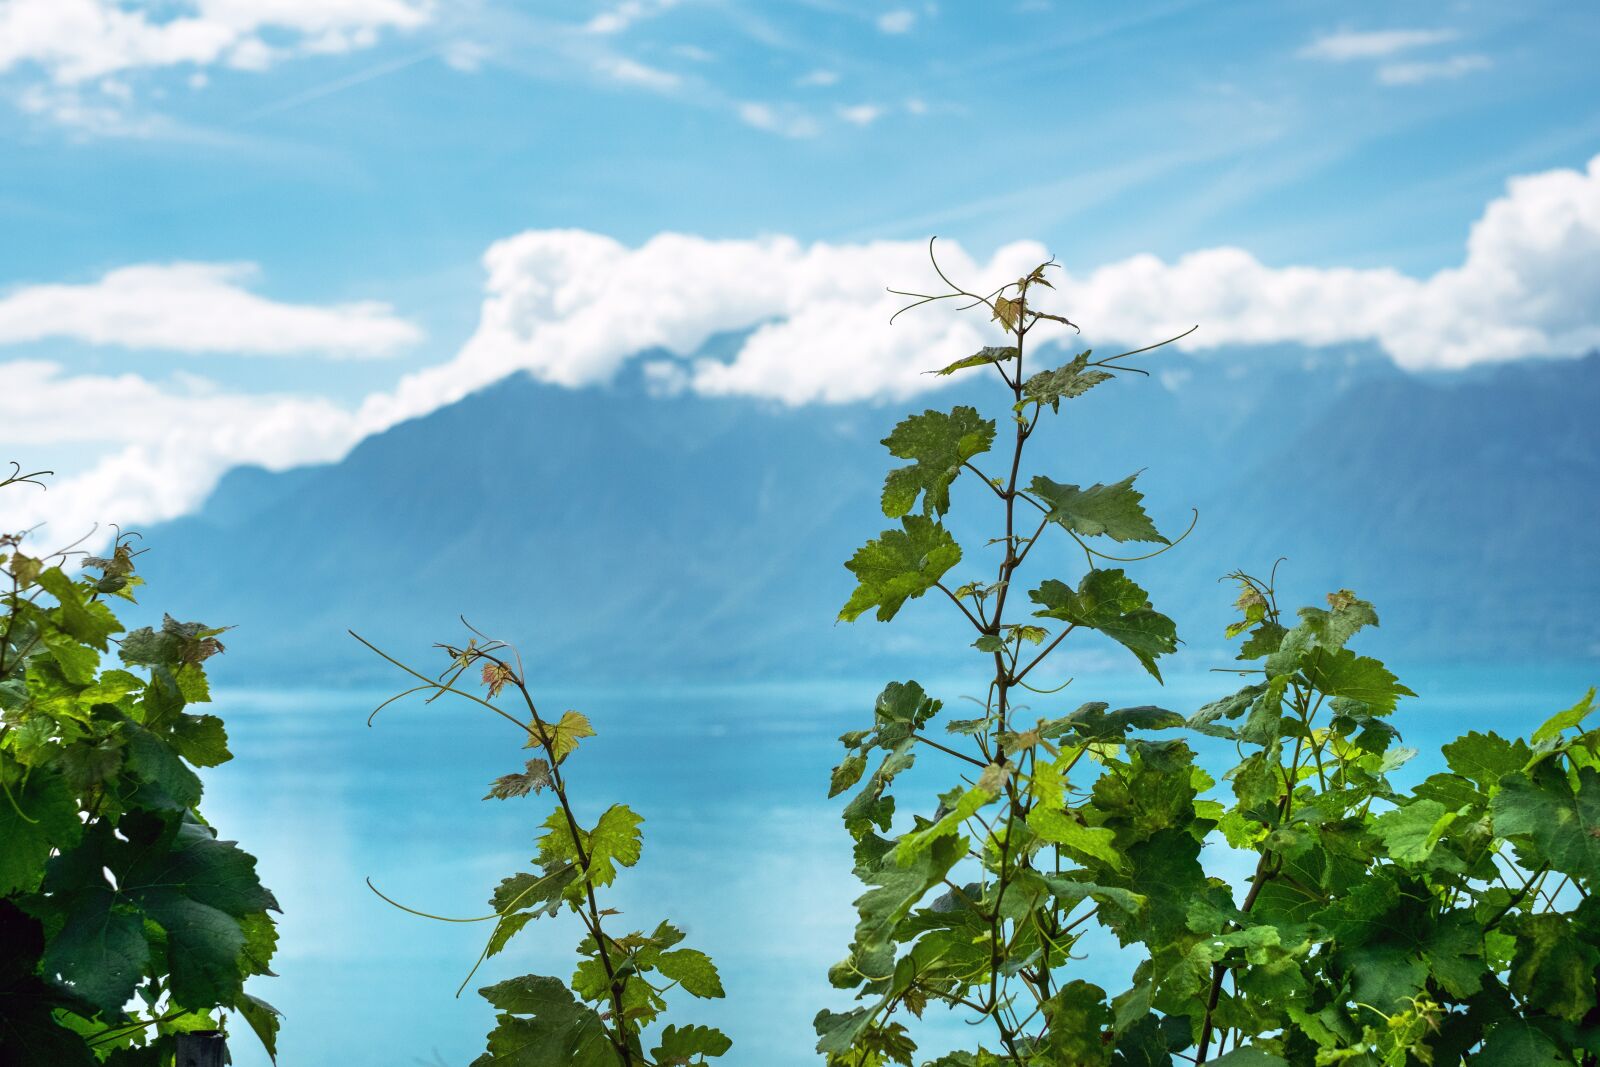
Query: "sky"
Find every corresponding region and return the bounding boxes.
[2,0,1599,543]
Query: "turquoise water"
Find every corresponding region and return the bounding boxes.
[201,662,1597,1067]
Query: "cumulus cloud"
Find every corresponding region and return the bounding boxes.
[0,262,421,357]
[12,154,1600,543]
[0,0,431,84]
[0,360,359,540]
[1299,28,1457,61]
[393,151,1600,421]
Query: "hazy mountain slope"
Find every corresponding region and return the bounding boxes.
[131,347,1598,683]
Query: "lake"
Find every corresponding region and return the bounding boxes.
[200,661,1597,1066]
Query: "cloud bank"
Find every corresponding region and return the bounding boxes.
[0,0,431,84]
[6,153,1599,544]
[0,262,422,356]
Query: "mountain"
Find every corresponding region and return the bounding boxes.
[130,345,1600,685]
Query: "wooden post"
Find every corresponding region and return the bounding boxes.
[175,1031,229,1067]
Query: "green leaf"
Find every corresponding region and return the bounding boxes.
[1295,592,1379,650]
[1028,747,1126,870]
[527,710,594,764]
[1441,731,1531,789]
[852,833,964,958]
[1473,1020,1568,1066]
[0,765,81,895]
[1532,687,1597,743]
[1207,1050,1289,1066]
[40,898,149,1017]
[931,345,1017,377]
[1038,979,1113,1065]
[37,569,119,649]
[1055,703,1183,742]
[476,975,621,1067]
[538,805,644,889]
[1019,351,1114,411]
[1032,810,1125,870]
[39,628,99,685]
[656,949,724,999]
[839,516,961,623]
[1371,799,1450,865]
[880,407,996,518]
[1492,766,1600,880]
[1030,569,1177,680]
[814,1007,873,1056]
[893,784,995,865]
[1299,646,1415,715]
[1028,473,1167,544]
[872,680,941,745]
[1509,912,1598,1022]
[829,754,867,798]
[235,994,281,1062]
[652,1023,732,1064]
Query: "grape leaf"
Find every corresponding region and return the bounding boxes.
[1028,473,1167,544]
[656,949,723,999]
[1299,646,1415,715]
[528,711,594,764]
[1030,569,1177,680]
[652,1023,732,1064]
[1509,912,1597,1022]
[840,517,961,623]
[475,975,621,1067]
[931,346,1018,377]
[881,408,996,519]
[0,765,81,895]
[1492,766,1600,880]
[1019,351,1114,412]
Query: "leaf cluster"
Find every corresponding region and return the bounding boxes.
[0,492,280,1066]
[357,629,729,1066]
[823,250,1600,1066]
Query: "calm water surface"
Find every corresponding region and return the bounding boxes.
[202,663,1596,1066]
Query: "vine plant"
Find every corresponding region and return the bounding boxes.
[0,466,281,1066]
[355,625,729,1067]
[817,245,1600,1066]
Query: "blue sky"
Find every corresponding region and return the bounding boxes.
[2,0,1599,539]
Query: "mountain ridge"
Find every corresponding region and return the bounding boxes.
[130,345,1600,684]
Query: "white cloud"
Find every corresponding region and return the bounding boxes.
[0,360,359,541]
[0,0,431,84]
[1299,28,1457,61]
[876,9,916,34]
[584,0,680,35]
[14,154,1600,544]
[595,55,680,91]
[441,40,488,72]
[796,68,839,88]
[1377,54,1491,86]
[360,231,1049,418]
[0,262,421,357]
[837,103,883,126]
[736,101,819,138]
[1046,155,1600,370]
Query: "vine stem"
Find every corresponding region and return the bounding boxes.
[976,284,1038,1061]
[1195,705,1308,1064]
[483,657,637,1065]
